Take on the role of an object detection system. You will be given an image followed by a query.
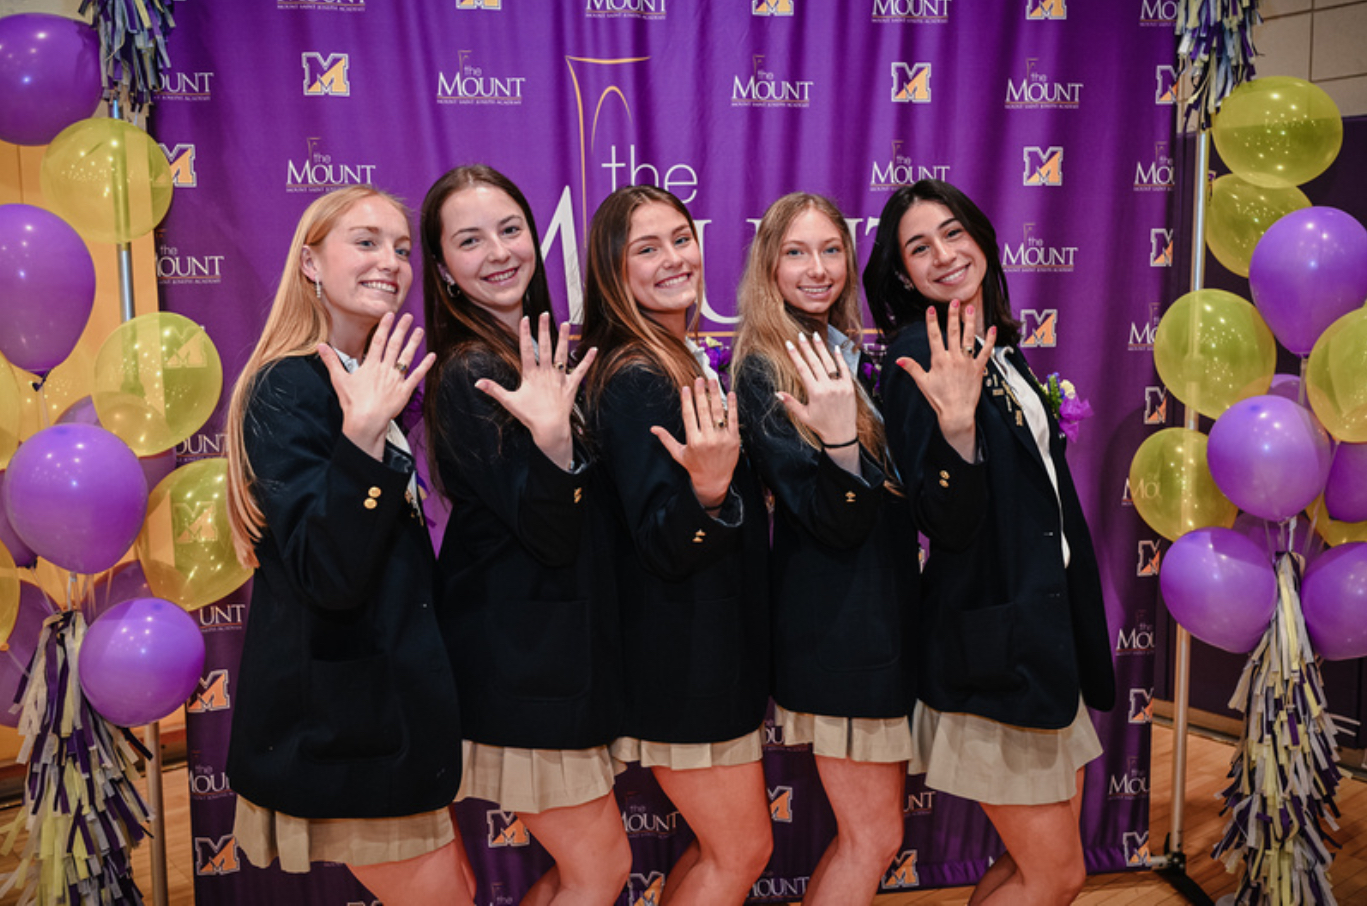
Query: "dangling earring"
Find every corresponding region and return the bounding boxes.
[444,277,460,299]
[314,277,323,299]
[896,272,913,291]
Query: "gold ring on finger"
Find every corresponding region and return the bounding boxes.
[827,370,839,380]
[554,361,567,372]
[716,419,726,429]
[395,362,409,375]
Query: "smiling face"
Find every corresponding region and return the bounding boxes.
[774,207,847,326]
[301,195,413,357]
[897,199,987,313]
[624,200,702,337]
[438,184,537,331]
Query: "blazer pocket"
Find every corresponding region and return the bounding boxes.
[495,597,592,702]
[300,654,404,763]
[818,568,899,672]
[949,602,1023,694]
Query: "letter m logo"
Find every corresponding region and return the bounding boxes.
[1155,65,1178,105]
[768,785,793,823]
[1136,540,1161,578]
[187,669,230,714]
[1019,309,1057,348]
[1125,831,1152,866]
[1150,228,1173,267]
[629,872,665,906]
[195,835,241,876]
[1026,0,1066,18]
[754,0,795,15]
[1023,146,1063,186]
[882,850,920,889]
[457,0,502,6]
[302,53,350,96]
[159,143,197,188]
[487,810,531,847]
[175,500,219,545]
[891,63,931,103]
[1129,687,1154,724]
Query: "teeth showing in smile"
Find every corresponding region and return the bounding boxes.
[484,267,519,285]
[657,273,690,289]
[937,265,968,285]
[799,284,833,296]
[361,281,398,294]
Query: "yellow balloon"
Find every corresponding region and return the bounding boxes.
[1309,495,1367,546]
[1153,289,1277,420]
[1129,428,1237,541]
[0,357,20,468]
[1305,307,1367,443]
[0,542,18,649]
[1205,175,1310,277]
[92,312,223,456]
[38,117,174,245]
[14,345,95,441]
[136,458,251,611]
[1212,77,1343,189]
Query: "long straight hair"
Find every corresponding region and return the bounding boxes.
[579,184,705,404]
[733,192,885,456]
[226,186,409,568]
[419,164,555,488]
[862,179,1021,347]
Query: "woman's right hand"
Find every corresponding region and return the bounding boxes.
[894,299,995,462]
[777,332,860,474]
[319,311,434,460]
[651,377,740,512]
[475,313,595,471]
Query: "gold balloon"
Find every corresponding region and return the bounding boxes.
[92,312,223,456]
[14,346,95,441]
[1212,76,1343,189]
[1154,289,1277,420]
[38,116,174,245]
[1205,175,1310,278]
[1309,495,1367,546]
[136,458,251,611]
[1129,428,1237,542]
[0,542,18,649]
[1306,307,1367,443]
[0,357,20,468]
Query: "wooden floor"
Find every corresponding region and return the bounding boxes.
[0,723,1362,905]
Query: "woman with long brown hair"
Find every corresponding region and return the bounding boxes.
[224,186,473,905]
[579,185,772,905]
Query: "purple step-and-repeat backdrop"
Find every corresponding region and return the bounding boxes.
[153,2,1176,903]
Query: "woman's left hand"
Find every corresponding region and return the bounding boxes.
[651,377,741,512]
[319,312,434,460]
[476,313,595,470]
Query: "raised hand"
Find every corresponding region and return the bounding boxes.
[475,313,595,470]
[651,377,740,512]
[319,311,435,460]
[777,332,860,473]
[894,299,996,462]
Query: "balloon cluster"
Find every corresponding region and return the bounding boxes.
[0,14,244,728]
[1133,76,1367,659]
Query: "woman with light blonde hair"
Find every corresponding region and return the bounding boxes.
[580,184,773,906]
[733,191,917,905]
[223,185,474,906]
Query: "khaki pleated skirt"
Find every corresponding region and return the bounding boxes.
[910,696,1103,806]
[773,704,913,763]
[234,795,456,874]
[610,727,764,770]
[455,740,617,814]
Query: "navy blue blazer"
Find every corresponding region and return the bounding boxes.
[432,348,623,750]
[881,323,1116,729]
[591,364,770,744]
[226,355,463,819]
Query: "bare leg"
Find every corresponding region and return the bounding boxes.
[516,792,632,906]
[801,757,906,906]
[349,835,476,906]
[971,769,1088,906]
[651,762,772,906]
[968,767,1085,906]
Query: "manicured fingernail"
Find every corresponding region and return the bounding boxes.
[785,340,796,351]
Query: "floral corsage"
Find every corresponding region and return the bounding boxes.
[1042,373,1093,442]
[700,335,733,390]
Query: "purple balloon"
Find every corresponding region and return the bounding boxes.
[1160,527,1278,653]
[3,425,148,574]
[78,597,205,727]
[1249,207,1367,356]
[57,397,178,494]
[1267,373,1303,405]
[1325,443,1367,524]
[1232,510,1322,567]
[55,396,99,426]
[0,581,56,728]
[0,204,96,374]
[0,471,38,568]
[0,14,102,146]
[1301,542,1367,661]
[89,561,154,621]
[1208,395,1333,521]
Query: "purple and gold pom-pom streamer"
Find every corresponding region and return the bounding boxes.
[1176,0,1262,129]
[79,0,176,112]
[0,611,152,905]
[1213,553,1343,905]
